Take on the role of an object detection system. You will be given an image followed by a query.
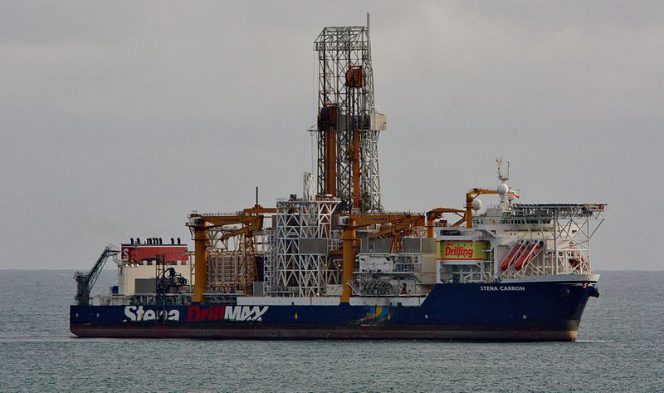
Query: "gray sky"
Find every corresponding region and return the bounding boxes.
[1,1,662,270]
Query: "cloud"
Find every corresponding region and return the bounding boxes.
[0,1,661,269]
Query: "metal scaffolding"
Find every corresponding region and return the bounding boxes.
[264,197,340,296]
[207,250,254,294]
[502,204,606,278]
[314,16,386,212]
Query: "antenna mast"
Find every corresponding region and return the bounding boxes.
[497,157,511,182]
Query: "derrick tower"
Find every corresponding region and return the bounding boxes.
[314,15,386,213]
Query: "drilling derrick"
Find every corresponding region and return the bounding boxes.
[315,15,386,213]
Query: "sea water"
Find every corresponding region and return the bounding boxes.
[0,270,662,392]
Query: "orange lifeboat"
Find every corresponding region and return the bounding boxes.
[500,241,526,271]
[515,241,544,271]
[569,251,587,268]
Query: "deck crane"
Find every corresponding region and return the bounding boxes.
[339,213,425,302]
[74,245,119,306]
[464,188,518,228]
[425,208,466,237]
[367,215,425,253]
[464,188,498,228]
[188,204,276,303]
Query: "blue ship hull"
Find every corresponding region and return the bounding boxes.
[70,280,598,341]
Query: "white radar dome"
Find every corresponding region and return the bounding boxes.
[472,198,482,211]
[497,183,509,195]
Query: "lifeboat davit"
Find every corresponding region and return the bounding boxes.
[569,252,587,268]
[515,241,544,271]
[500,241,526,271]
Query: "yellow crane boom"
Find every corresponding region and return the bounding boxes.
[188,210,273,303]
[339,213,425,303]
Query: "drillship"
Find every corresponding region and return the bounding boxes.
[70,18,605,341]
